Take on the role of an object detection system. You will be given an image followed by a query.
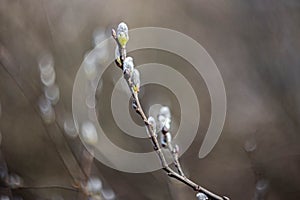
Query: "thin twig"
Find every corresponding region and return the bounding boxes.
[166,141,185,177]
[14,185,79,192]
[112,27,229,200]
[132,92,229,200]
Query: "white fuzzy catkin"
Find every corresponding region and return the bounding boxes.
[159,106,171,119]
[81,121,98,145]
[116,22,129,48]
[86,177,102,194]
[131,69,140,91]
[196,192,208,200]
[123,57,134,79]
[147,116,157,136]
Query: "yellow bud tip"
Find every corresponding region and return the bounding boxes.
[116,57,121,65]
[118,34,128,48]
[133,86,139,93]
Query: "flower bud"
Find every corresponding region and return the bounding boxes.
[173,144,180,154]
[44,84,60,105]
[123,57,134,79]
[158,110,171,131]
[38,96,55,124]
[81,121,98,145]
[159,106,171,119]
[131,69,140,93]
[132,100,137,110]
[196,192,208,200]
[164,117,171,130]
[160,133,166,147]
[147,116,156,134]
[158,114,166,128]
[161,132,172,148]
[165,132,172,143]
[101,188,115,200]
[117,22,129,48]
[6,173,23,189]
[161,126,169,134]
[86,177,102,195]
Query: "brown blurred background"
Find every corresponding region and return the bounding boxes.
[1,0,300,199]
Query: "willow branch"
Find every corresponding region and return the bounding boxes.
[112,27,229,200]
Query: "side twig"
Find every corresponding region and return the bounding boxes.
[132,91,229,200]
[166,141,185,177]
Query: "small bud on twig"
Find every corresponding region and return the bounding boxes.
[158,106,172,131]
[160,106,171,119]
[85,177,102,195]
[132,99,137,110]
[162,126,169,134]
[196,192,208,200]
[173,144,180,154]
[123,57,134,79]
[131,69,140,93]
[147,116,157,133]
[146,116,157,138]
[117,22,129,48]
[111,29,117,39]
[161,131,172,148]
